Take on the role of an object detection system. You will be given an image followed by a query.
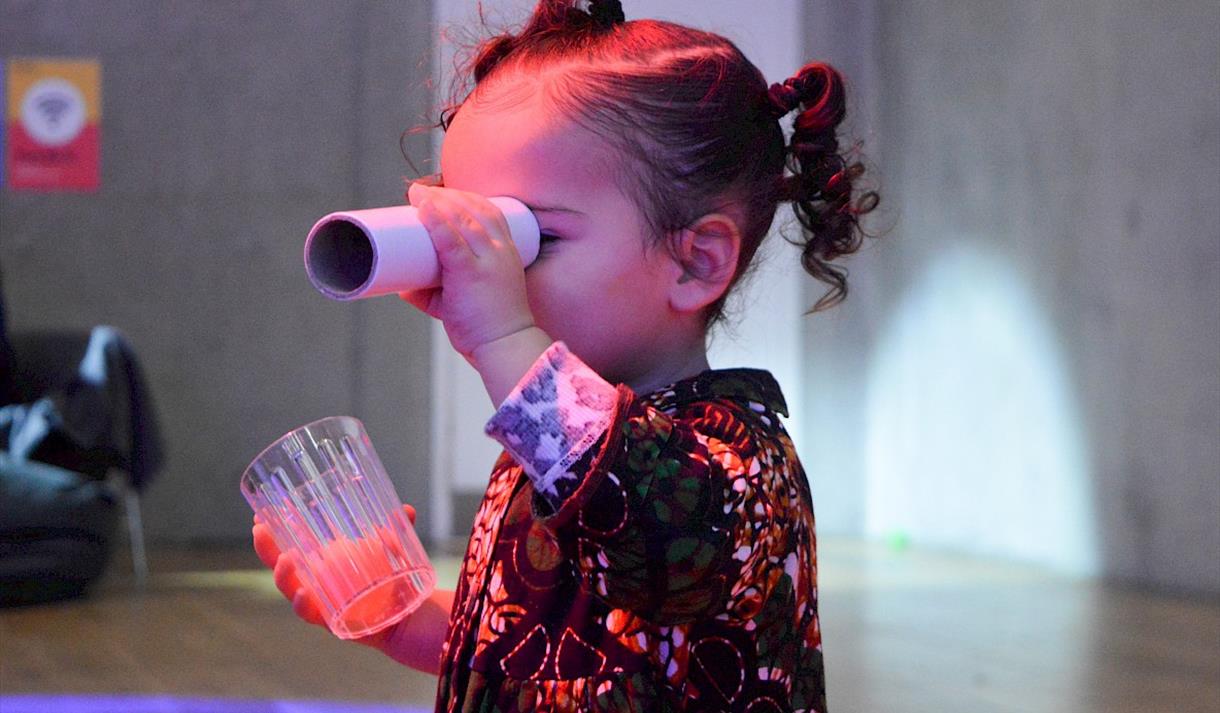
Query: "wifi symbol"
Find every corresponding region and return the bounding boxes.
[20,78,87,147]
[36,94,72,127]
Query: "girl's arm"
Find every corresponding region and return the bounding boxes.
[483,341,793,625]
[469,325,552,409]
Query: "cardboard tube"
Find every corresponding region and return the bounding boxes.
[304,196,540,300]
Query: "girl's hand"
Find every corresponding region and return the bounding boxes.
[251,504,417,653]
[398,183,537,363]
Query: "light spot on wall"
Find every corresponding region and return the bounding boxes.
[863,244,1097,576]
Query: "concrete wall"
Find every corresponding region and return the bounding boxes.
[801,1,1220,594]
[0,2,438,543]
[3,1,1216,595]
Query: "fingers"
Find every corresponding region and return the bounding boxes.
[258,508,421,635]
[273,553,327,628]
[405,172,442,197]
[405,180,431,207]
[273,553,303,602]
[292,588,327,627]
[417,197,477,268]
[252,521,280,570]
[435,189,514,253]
[409,183,514,259]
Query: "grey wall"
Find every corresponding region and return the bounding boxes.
[3,0,1217,595]
[0,2,438,543]
[801,1,1220,594]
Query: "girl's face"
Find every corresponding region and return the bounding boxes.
[439,82,684,386]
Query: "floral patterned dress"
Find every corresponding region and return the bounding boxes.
[434,342,826,712]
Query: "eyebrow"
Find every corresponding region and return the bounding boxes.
[524,202,585,216]
[416,174,583,216]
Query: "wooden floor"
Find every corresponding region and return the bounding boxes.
[2,538,1218,712]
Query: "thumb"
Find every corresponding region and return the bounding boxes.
[399,287,442,320]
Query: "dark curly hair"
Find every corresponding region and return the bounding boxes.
[422,0,880,327]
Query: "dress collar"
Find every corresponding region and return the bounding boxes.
[642,368,789,418]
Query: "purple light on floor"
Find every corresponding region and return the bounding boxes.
[0,695,432,713]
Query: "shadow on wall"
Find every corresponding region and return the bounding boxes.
[862,243,1098,577]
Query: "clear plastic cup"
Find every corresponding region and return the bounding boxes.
[241,416,435,639]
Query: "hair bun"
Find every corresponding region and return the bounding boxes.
[588,0,626,28]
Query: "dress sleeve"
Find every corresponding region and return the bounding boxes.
[485,341,772,625]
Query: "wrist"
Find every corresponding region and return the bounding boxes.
[471,326,554,409]
[370,587,455,674]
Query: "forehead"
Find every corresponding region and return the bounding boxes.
[439,81,618,199]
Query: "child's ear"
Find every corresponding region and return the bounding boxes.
[668,212,742,314]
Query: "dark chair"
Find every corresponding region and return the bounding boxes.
[1,325,164,597]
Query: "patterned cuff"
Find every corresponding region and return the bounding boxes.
[484,341,618,501]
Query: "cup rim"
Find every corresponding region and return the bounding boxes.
[241,415,364,489]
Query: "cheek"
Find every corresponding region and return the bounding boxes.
[522,239,661,328]
[523,270,571,324]
[523,268,605,344]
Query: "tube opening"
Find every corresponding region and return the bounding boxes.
[307,220,374,296]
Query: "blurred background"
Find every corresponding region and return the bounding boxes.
[1,1,1217,712]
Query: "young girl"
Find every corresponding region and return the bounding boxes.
[254,1,878,710]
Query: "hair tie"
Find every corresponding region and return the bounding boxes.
[588,0,626,28]
[765,79,802,120]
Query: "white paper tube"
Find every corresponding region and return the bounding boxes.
[303,196,540,300]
